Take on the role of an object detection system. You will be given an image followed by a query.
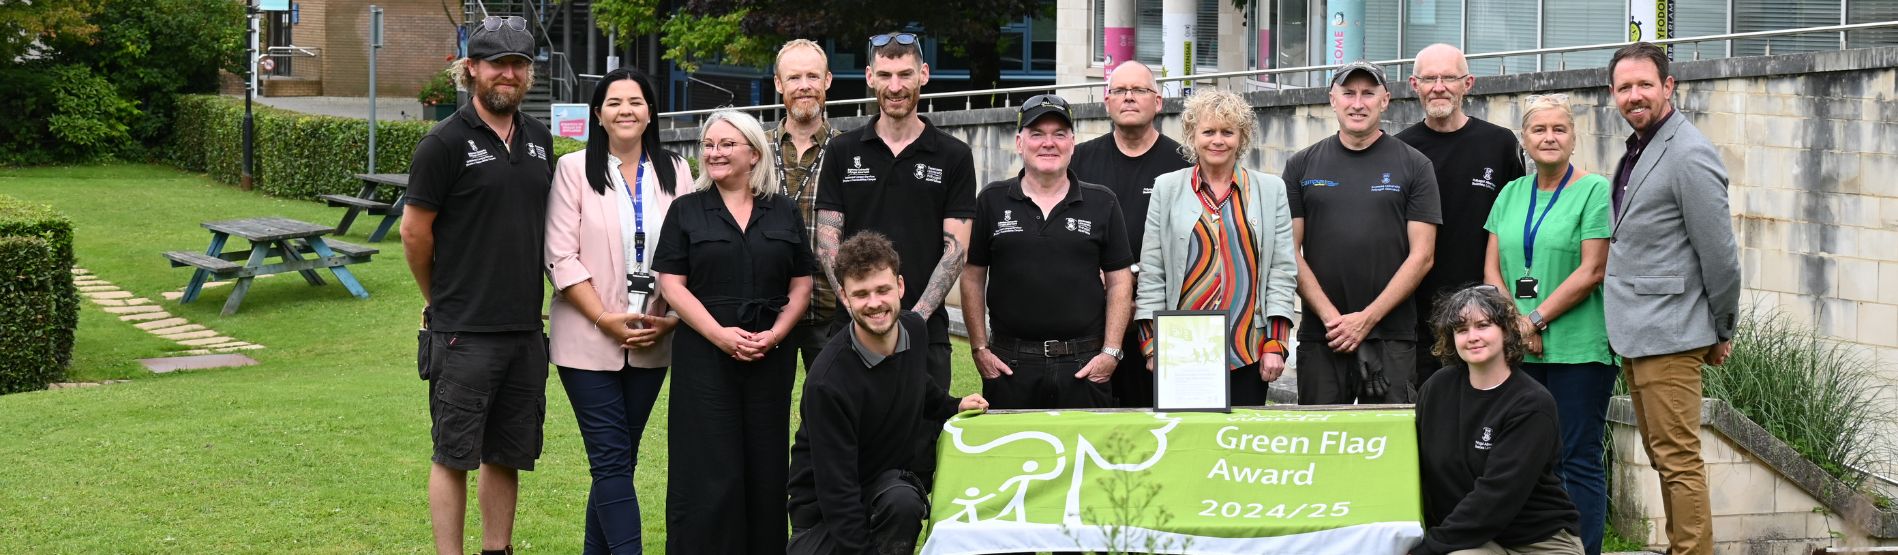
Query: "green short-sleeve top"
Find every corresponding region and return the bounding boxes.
[1483,171,1617,366]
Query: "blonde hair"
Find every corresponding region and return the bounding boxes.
[448,57,537,90]
[775,39,829,73]
[1177,88,1257,164]
[1520,93,1575,129]
[694,110,779,197]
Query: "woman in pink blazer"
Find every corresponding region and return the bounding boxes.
[544,66,691,555]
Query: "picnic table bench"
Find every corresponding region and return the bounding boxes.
[318,173,409,242]
[163,216,375,315]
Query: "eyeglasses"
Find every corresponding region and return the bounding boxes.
[869,32,919,48]
[701,140,751,154]
[1106,86,1157,98]
[480,16,528,32]
[1412,74,1468,86]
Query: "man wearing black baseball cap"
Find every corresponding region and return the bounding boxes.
[960,94,1136,410]
[401,14,555,555]
[1283,59,1443,406]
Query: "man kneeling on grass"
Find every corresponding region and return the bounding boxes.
[787,231,989,555]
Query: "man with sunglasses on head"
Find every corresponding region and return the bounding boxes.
[770,39,845,372]
[816,32,977,392]
[401,15,555,555]
[1071,61,1191,408]
[961,95,1135,411]
[1395,44,1525,386]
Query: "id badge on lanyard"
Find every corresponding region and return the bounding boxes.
[620,153,656,314]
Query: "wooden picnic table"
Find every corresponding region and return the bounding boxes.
[162,216,376,315]
[319,173,409,243]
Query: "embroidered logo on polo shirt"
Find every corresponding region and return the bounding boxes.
[916,164,944,184]
[1066,217,1093,235]
[528,143,548,161]
[843,156,877,183]
[1471,167,1498,190]
[465,140,496,166]
[1301,179,1340,188]
[1370,172,1403,192]
[993,209,1023,236]
[1474,426,1494,450]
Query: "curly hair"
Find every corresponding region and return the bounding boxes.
[1428,285,1527,367]
[1176,88,1257,164]
[835,231,902,284]
[448,57,536,91]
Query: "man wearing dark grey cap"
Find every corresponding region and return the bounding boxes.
[1283,60,1442,405]
[400,14,555,555]
[960,94,1135,410]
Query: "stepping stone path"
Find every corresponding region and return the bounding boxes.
[68,267,267,377]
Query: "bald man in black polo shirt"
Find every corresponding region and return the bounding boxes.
[960,94,1136,410]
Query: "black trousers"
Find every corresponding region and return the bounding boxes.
[787,469,928,555]
[981,347,1115,410]
[665,326,795,554]
[1109,327,1154,408]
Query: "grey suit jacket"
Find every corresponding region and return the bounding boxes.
[1135,167,1298,326]
[1604,112,1741,359]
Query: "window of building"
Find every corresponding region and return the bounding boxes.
[1466,0,1538,75]
[1540,0,1621,70]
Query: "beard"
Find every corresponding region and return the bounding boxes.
[1423,98,1456,119]
[878,87,918,119]
[787,97,825,123]
[477,77,527,114]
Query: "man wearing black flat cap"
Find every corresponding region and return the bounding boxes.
[960,94,1135,410]
[401,14,555,555]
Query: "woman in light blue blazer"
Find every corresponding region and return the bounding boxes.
[1133,88,1297,406]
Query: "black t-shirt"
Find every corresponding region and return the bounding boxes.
[1071,133,1192,257]
[1283,133,1442,341]
[1413,365,1579,555]
[815,115,978,315]
[1397,118,1526,323]
[651,191,815,330]
[405,104,555,332]
[968,174,1134,341]
[787,312,960,551]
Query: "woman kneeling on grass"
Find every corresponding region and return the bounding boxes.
[1412,285,1583,555]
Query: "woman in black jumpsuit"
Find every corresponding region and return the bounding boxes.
[653,109,813,553]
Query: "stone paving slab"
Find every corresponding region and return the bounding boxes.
[49,380,128,389]
[104,305,163,314]
[148,324,206,335]
[77,285,117,292]
[71,268,91,275]
[213,345,266,352]
[73,279,111,286]
[159,330,220,341]
[162,291,183,300]
[119,311,171,321]
[124,297,152,305]
[86,291,133,300]
[201,341,251,349]
[92,299,126,306]
[178,337,233,346]
[135,318,189,330]
[140,354,259,374]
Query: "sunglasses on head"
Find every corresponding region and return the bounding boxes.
[1021,94,1068,111]
[869,32,919,48]
[481,16,528,32]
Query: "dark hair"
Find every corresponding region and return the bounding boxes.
[872,42,922,64]
[835,231,902,285]
[1428,285,1527,367]
[1609,42,1671,83]
[585,66,680,196]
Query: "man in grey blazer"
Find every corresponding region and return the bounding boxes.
[1603,42,1740,555]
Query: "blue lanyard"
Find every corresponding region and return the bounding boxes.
[1521,165,1573,272]
[615,152,649,268]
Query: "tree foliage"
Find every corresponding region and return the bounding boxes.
[0,0,99,62]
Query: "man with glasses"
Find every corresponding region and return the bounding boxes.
[816,32,977,391]
[401,15,554,555]
[961,95,1135,410]
[769,39,844,372]
[1071,61,1191,408]
[1395,44,1525,384]
[1284,61,1441,405]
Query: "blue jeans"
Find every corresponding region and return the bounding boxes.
[558,364,668,555]
[1523,361,1618,555]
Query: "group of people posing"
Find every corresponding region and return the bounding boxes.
[407,16,1738,555]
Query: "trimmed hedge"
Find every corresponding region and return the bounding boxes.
[0,197,78,394]
[165,95,585,201]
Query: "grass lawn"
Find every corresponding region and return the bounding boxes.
[0,163,985,553]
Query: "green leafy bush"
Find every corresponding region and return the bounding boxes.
[0,197,78,394]
[0,65,141,165]
[164,95,586,200]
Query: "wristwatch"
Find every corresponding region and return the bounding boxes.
[1527,310,1548,331]
[1101,346,1125,361]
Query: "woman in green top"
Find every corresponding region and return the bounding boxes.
[1481,93,1615,555]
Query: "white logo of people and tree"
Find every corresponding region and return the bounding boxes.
[940,412,1184,527]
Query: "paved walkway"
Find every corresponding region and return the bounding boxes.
[72,267,265,362]
[251,95,429,122]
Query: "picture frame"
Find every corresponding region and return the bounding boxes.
[1152,310,1232,412]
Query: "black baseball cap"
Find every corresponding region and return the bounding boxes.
[1330,60,1388,89]
[468,16,534,61]
[1017,94,1073,129]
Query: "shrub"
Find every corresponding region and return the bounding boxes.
[0,197,79,394]
[164,95,586,200]
[0,64,141,165]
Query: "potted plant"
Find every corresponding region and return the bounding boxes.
[418,67,458,121]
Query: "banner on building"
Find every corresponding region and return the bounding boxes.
[921,408,1424,555]
[1325,0,1366,66]
[551,104,589,141]
[1629,0,1675,56]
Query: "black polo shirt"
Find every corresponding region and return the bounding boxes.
[1071,133,1191,258]
[814,115,978,319]
[968,173,1134,341]
[405,103,555,332]
[651,190,814,330]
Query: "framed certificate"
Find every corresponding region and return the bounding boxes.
[1152,310,1231,412]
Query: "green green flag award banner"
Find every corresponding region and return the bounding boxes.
[921,408,1423,554]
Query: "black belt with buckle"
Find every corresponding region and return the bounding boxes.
[989,334,1104,358]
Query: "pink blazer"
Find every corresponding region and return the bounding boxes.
[546,150,691,371]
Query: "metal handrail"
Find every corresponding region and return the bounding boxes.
[656,19,1898,121]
